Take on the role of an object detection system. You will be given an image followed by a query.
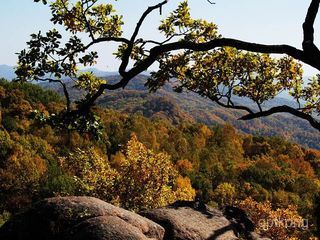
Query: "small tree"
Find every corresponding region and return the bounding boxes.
[211,182,236,207]
[115,134,195,211]
[63,147,118,201]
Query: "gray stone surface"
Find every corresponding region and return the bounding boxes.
[0,197,269,240]
[141,201,238,240]
[0,196,164,240]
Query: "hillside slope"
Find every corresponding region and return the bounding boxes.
[1,79,319,238]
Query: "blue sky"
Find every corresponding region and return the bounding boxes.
[1,0,319,76]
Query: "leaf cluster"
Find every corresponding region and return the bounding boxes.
[148,47,304,109]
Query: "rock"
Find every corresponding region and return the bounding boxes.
[140,201,238,240]
[68,216,160,240]
[0,196,164,240]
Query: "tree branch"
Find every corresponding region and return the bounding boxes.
[79,1,320,107]
[239,105,320,131]
[152,38,307,65]
[207,95,255,115]
[61,36,130,63]
[37,78,71,112]
[76,38,308,113]
[88,36,130,47]
[118,0,168,77]
[81,0,95,41]
[302,0,320,63]
[303,0,319,46]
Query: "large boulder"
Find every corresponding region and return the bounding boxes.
[0,196,164,240]
[140,201,238,240]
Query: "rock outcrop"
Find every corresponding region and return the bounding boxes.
[0,196,165,240]
[141,201,238,240]
[0,197,270,240]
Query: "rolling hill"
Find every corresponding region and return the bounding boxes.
[0,65,117,81]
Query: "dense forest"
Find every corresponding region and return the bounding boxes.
[0,79,319,239]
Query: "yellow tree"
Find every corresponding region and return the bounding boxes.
[0,132,48,211]
[115,134,195,211]
[211,182,236,207]
[63,147,118,201]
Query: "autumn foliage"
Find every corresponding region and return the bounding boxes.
[0,79,319,238]
[238,198,309,240]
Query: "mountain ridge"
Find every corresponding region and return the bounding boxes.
[0,65,118,80]
[0,65,16,80]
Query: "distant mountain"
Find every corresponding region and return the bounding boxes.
[0,65,16,80]
[78,68,117,77]
[0,65,114,81]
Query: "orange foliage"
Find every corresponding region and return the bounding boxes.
[176,159,193,174]
[238,198,309,240]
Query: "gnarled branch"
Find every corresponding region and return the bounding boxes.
[303,0,320,64]
[303,0,319,47]
[37,78,71,112]
[239,105,320,131]
[119,0,168,77]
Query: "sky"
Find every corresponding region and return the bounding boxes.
[1,0,320,76]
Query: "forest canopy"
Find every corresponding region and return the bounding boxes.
[0,79,319,238]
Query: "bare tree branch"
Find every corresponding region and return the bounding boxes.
[152,38,306,65]
[37,78,71,112]
[81,0,95,41]
[303,0,320,47]
[207,96,255,115]
[207,0,215,4]
[239,105,320,131]
[303,0,320,62]
[119,0,168,77]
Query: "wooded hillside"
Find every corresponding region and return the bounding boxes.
[0,79,319,238]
